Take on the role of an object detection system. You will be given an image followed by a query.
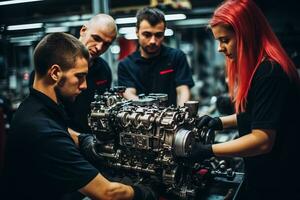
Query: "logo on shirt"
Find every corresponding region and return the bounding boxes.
[95,79,108,85]
[159,68,174,75]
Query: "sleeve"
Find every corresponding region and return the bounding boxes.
[117,59,136,88]
[36,130,99,192]
[174,50,195,88]
[250,71,289,130]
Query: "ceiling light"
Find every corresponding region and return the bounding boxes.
[45,27,69,33]
[116,14,187,25]
[165,14,186,21]
[7,23,43,31]
[0,0,43,6]
[115,17,137,25]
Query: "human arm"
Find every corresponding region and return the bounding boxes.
[220,114,237,129]
[123,87,139,100]
[212,129,276,157]
[176,85,191,107]
[79,174,134,200]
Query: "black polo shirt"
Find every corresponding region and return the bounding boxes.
[236,60,300,193]
[3,88,98,200]
[29,57,112,133]
[66,57,112,133]
[118,45,194,106]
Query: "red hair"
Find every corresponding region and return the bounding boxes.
[210,0,299,112]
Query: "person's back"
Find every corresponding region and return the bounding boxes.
[3,90,98,199]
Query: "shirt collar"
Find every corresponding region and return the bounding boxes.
[30,88,70,125]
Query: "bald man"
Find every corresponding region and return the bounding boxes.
[67,14,117,133]
[30,14,117,133]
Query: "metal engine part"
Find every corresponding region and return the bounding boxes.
[88,87,232,199]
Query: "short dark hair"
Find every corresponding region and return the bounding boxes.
[33,32,89,76]
[136,7,166,30]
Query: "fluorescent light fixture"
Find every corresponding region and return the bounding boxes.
[124,33,137,40]
[0,0,43,6]
[124,28,174,40]
[45,26,69,33]
[10,35,41,43]
[7,23,43,31]
[165,14,186,21]
[174,18,210,26]
[115,17,137,25]
[119,27,136,34]
[116,14,187,25]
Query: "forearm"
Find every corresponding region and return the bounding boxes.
[212,129,276,157]
[219,114,237,129]
[176,85,191,107]
[68,128,80,146]
[79,174,134,200]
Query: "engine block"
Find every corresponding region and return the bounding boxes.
[88,87,234,199]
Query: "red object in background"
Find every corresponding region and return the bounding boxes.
[118,37,138,61]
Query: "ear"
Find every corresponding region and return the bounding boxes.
[80,25,87,37]
[136,29,139,39]
[48,64,62,82]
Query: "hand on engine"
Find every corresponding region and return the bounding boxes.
[196,115,223,130]
[190,142,214,162]
[78,133,100,163]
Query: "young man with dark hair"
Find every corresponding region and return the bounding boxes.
[30,14,117,133]
[118,7,194,106]
[3,32,153,200]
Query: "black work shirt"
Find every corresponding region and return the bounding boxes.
[3,88,98,200]
[29,57,112,133]
[66,57,112,133]
[236,60,300,191]
[118,45,194,106]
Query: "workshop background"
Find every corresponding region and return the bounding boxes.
[0,0,300,173]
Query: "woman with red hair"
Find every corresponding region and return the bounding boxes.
[191,0,300,199]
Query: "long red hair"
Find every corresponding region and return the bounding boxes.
[210,0,299,112]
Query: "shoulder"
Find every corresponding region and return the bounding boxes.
[163,46,184,57]
[254,60,287,80]
[118,53,138,71]
[92,57,111,73]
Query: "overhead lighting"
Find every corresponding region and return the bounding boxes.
[0,0,43,6]
[165,14,186,21]
[7,23,43,31]
[9,35,42,43]
[45,26,69,33]
[119,27,136,34]
[115,17,137,25]
[115,14,186,25]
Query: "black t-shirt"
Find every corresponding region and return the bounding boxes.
[237,60,300,190]
[118,45,194,106]
[29,57,112,133]
[2,88,98,199]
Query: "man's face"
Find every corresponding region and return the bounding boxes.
[136,20,165,58]
[79,25,116,59]
[55,57,88,103]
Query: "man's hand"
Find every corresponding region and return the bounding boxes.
[197,115,223,130]
[78,134,100,162]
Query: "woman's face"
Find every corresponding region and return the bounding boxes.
[211,24,237,61]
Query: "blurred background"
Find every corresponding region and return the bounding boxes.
[0,0,300,133]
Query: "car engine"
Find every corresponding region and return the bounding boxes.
[88,87,238,199]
